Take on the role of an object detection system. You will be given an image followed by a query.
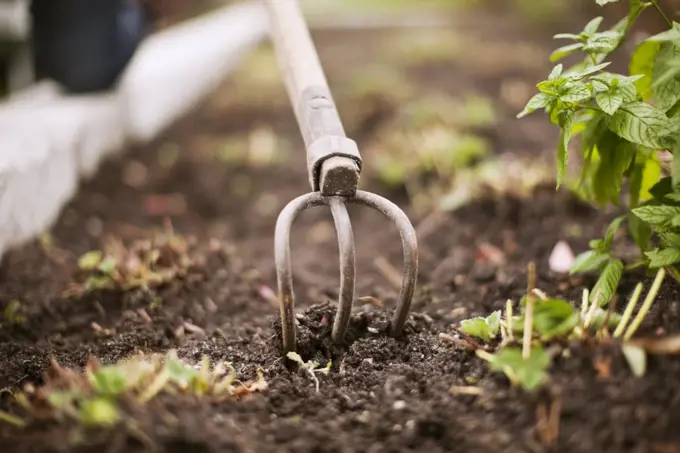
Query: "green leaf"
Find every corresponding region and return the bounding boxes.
[604,215,626,248]
[645,247,680,268]
[78,251,103,271]
[651,43,680,112]
[629,211,652,252]
[550,43,585,62]
[607,102,673,149]
[584,16,604,34]
[645,22,680,46]
[596,90,624,114]
[630,40,662,100]
[78,397,120,427]
[559,83,592,103]
[517,92,555,118]
[549,64,564,81]
[459,310,501,342]
[584,33,620,54]
[632,205,680,229]
[531,299,577,337]
[565,62,611,81]
[590,258,623,306]
[91,367,128,397]
[659,231,680,247]
[674,145,680,189]
[593,133,635,205]
[554,33,582,40]
[164,359,198,387]
[557,110,574,188]
[487,347,551,391]
[570,250,611,274]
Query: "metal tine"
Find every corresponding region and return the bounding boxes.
[274,190,418,355]
[274,193,356,355]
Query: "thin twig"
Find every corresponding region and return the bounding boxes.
[506,299,514,342]
[650,0,673,27]
[613,283,643,338]
[624,268,666,340]
[523,262,536,359]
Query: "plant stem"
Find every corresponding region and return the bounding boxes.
[580,288,590,318]
[523,262,536,359]
[613,282,644,338]
[650,0,673,27]
[624,268,666,340]
[506,299,514,342]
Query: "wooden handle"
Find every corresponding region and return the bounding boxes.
[263,0,362,195]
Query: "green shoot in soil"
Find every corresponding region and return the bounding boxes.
[286,352,332,393]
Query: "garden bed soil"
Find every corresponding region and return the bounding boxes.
[1,4,680,453]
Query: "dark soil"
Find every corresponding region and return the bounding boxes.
[1,3,680,453]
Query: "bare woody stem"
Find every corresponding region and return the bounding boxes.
[523,262,536,359]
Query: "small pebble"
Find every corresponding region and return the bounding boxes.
[393,400,407,410]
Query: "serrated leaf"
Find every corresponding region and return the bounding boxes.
[593,132,635,205]
[630,40,661,100]
[531,299,576,336]
[565,62,611,81]
[550,43,585,62]
[590,258,623,306]
[549,64,564,81]
[487,347,551,391]
[570,250,610,274]
[645,22,680,45]
[596,90,624,114]
[517,92,555,118]
[659,231,680,247]
[557,110,574,188]
[632,205,680,228]
[459,310,501,342]
[651,43,680,112]
[585,16,604,34]
[559,83,592,103]
[628,210,652,252]
[607,102,673,148]
[645,247,680,268]
[604,215,626,249]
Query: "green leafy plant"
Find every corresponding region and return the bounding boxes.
[459,310,502,342]
[0,351,268,430]
[477,346,551,390]
[519,0,680,294]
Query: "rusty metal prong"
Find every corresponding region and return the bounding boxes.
[328,197,356,345]
[350,190,418,338]
[274,192,356,355]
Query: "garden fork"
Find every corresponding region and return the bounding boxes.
[263,0,418,355]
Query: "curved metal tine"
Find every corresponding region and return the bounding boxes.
[328,198,356,345]
[350,190,418,337]
[275,192,325,355]
[274,193,357,355]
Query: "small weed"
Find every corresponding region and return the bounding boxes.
[0,350,267,430]
[286,352,332,393]
[2,300,26,325]
[64,226,193,297]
